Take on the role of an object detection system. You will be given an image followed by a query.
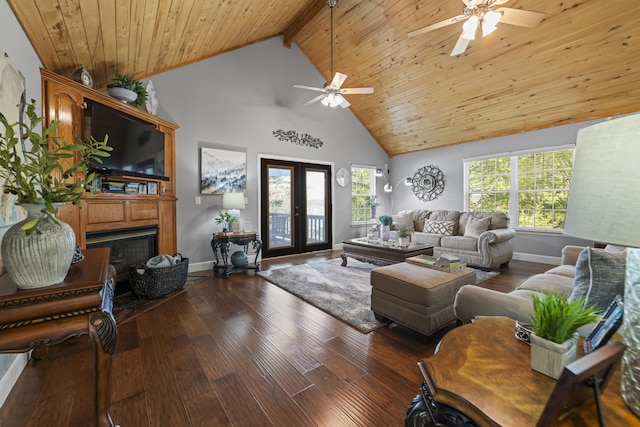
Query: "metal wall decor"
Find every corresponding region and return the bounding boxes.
[273,130,324,149]
[411,165,445,201]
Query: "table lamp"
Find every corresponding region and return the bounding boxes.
[563,113,640,417]
[222,192,245,233]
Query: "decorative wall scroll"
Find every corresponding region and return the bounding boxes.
[200,146,247,194]
[411,165,445,201]
[273,130,324,149]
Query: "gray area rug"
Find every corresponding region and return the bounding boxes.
[257,259,498,333]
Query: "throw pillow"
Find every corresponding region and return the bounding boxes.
[392,213,414,230]
[463,216,491,238]
[569,248,626,311]
[423,219,455,235]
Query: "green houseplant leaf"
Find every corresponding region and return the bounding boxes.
[111,71,148,107]
[529,292,601,344]
[0,99,112,234]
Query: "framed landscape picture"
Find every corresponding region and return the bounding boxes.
[200,146,247,194]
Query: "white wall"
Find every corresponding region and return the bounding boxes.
[147,37,389,267]
[0,0,44,408]
[388,121,607,260]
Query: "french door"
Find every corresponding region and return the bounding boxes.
[260,158,332,258]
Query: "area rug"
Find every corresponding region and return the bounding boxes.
[257,259,498,333]
[112,275,208,324]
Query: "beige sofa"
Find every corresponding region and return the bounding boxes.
[454,245,627,324]
[392,209,516,269]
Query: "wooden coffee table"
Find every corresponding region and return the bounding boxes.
[341,238,434,267]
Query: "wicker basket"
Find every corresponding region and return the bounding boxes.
[128,255,189,299]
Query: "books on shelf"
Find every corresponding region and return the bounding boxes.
[406,254,466,272]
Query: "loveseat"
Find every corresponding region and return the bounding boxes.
[454,245,627,324]
[392,209,516,269]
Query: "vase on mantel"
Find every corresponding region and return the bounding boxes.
[1,203,76,289]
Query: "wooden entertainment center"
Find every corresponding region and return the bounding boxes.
[41,68,179,254]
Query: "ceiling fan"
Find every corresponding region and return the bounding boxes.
[294,0,373,108]
[408,0,546,56]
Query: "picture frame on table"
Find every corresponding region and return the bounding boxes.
[243,222,253,233]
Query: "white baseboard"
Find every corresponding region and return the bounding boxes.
[188,260,214,273]
[0,353,28,408]
[512,252,560,266]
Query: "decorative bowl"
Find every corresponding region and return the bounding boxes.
[107,85,138,103]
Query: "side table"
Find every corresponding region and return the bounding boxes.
[405,317,636,426]
[211,232,262,278]
[0,247,118,427]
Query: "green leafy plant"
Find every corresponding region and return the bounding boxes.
[529,292,601,344]
[110,71,147,107]
[396,227,412,238]
[379,215,393,226]
[215,211,238,226]
[0,99,112,234]
[369,195,381,208]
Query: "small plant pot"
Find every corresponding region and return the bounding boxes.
[530,332,578,379]
[107,85,138,103]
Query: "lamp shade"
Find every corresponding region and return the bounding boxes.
[564,113,640,247]
[222,192,245,210]
[564,112,640,417]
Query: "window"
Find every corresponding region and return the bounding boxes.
[351,165,377,223]
[465,146,574,231]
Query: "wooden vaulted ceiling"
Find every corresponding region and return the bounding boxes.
[7,0,640,156]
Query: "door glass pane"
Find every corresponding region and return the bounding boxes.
[268,166,293,248]
[306,170,327,245]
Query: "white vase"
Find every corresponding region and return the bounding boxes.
[380,224,390,241]
[530,332,578,379]
[1,203,76,289]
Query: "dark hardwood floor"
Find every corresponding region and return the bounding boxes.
[0,251,551,426]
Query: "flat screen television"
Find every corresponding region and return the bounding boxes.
[83,100,168,180]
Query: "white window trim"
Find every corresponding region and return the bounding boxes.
[464,144,575,231]
[351,164,377,226]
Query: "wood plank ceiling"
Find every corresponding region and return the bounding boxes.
[7,0,640,157]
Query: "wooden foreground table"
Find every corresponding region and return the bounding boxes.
[0,248,118,427]
[406,317,637,426]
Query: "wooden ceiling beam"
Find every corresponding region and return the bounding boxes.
[283,0,326,48]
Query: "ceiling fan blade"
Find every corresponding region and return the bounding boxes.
[450,33,472,56]
[340,87,374,95]
[294,84,326,92]
[498,8,546,28]
[303,94,326,105]
[408,14,468,38]
[338,95,351,108]
[491,0,510,5]
[330,72,348,89]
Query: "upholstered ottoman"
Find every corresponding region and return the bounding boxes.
[370,263,476,336]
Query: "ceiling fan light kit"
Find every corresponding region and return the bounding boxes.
[294,0,373,108]
[408,0,545,56]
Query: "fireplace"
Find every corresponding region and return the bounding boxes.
[86,226,158,294]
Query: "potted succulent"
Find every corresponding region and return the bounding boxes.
[528,292,601,379]
[107,71,148,107]
[215,210,238,233]
[396,226,412,247]
[0,99,111,288]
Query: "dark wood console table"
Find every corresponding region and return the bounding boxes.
[211,232,262,278]
[406,317,636,426]
[0,248,118,427]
